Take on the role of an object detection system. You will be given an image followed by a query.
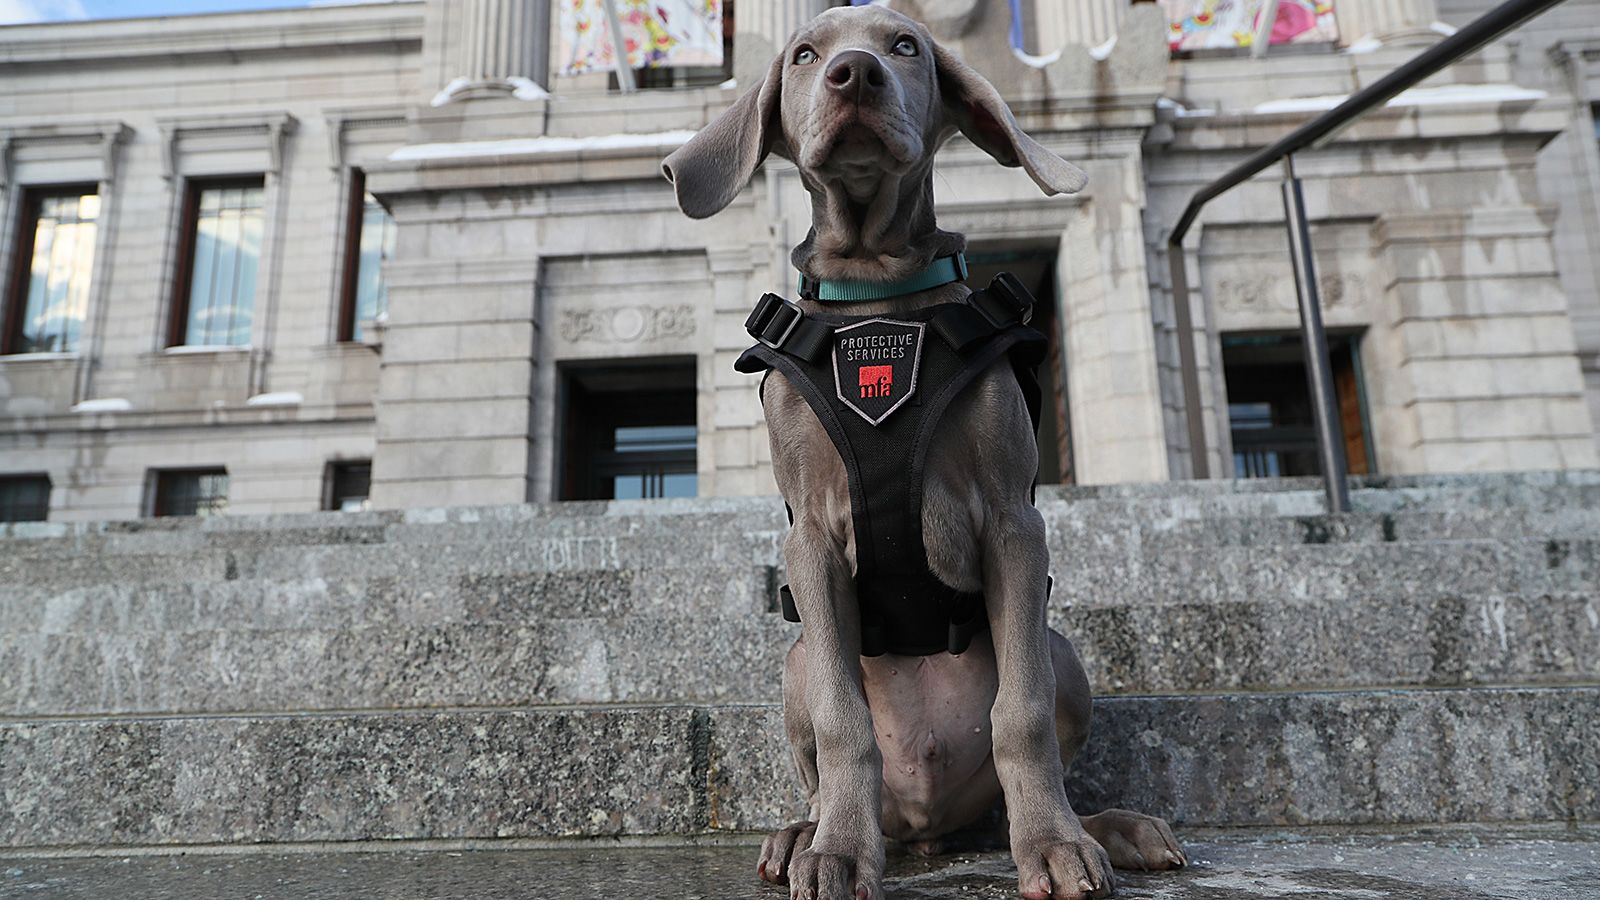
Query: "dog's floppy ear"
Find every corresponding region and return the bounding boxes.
[934,44,1087,196]
[662,54,785,219]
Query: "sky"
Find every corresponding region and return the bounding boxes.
[0,0,398,25]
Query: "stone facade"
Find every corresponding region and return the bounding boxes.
[1,0,1597,519]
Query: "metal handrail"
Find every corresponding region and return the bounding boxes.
[1165,0,1568,511]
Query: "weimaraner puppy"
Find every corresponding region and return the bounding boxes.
[662,6,1185,899]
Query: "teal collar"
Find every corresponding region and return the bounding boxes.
[798,253,969,302]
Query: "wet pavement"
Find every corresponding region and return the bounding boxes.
[3,826,1598,899]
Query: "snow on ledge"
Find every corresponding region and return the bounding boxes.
[389,130,699,162]
[430,76,471,107]
[1344,35,1383,55]
[1430,21,1459,37]
[1158,96,1216,118]
[1253,83,1547,115]
[1012,46,1061,68]
[1088,35,1117,62]
[72,398,133,414]
[507,76,550,100]
[247,391,304,407]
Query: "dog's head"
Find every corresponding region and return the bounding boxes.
[663,4,1085,238]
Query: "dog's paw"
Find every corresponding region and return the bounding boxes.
[788,845,883,900]
[1080,808,1186,871]
[758,821,816,885]
[1013,831,1113,900]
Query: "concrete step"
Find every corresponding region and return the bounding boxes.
[2,686,1595,849]
[4,828,1597,900]
[4,587,1596,716]
[5,498,1600,567]
[5,519,1595,598]
[1,565,776,634]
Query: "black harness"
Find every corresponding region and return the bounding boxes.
[735,273,1047,657]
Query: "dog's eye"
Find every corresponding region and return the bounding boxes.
[794,47,818,65]
[892,36,918,57]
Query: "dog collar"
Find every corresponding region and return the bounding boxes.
[798,252,969,302]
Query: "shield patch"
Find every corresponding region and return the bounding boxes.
[832,318,925,425]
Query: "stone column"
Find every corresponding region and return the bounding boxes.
[1335,0,1440,46]
[1057,178,1171,485]
[736,0,829,88]
[446,0,551,101]
[1035,0,1122,49]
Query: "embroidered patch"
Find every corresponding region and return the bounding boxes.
[832,318,924,425]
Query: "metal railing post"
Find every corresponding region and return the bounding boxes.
[1280,154,1351,512]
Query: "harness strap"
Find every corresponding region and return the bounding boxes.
[745,272,1035,362]
[745,293,832,362]
[737,277,1049,658]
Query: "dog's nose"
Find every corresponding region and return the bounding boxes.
[825,50,886,102]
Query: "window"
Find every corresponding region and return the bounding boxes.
[3,188,99,355]
[0,475,51,522]
[1223,333,1374,479]
[560,359,698,500]
[325,461,372,512]
[151,468,229,518]
[170,179,264,348]
[338,171,396,342]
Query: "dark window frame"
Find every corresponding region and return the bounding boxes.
[557,357,699,501]
[166,175,266,349]
[0,473,52,522]
[323,459,373,512]
[3,183,99,355]
[149,467,230,518]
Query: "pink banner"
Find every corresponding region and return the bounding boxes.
[1161,0,1338,51]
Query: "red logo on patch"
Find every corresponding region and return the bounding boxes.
[859,365,893,399]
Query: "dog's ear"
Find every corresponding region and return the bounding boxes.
[934,44,1087,196]
[662,53,785,219]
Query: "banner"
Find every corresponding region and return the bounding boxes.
[1161,0,1338,51]
[557,0,724,76]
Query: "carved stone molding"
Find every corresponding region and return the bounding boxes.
[559,304,696,345]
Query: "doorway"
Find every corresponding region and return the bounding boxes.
[1222,332,1375,478]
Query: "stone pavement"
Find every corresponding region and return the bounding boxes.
[4,827,1597,899]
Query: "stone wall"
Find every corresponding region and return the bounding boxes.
[0,3,422,519]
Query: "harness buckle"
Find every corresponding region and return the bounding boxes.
[973,272,1034,328]
[747,293,804,351]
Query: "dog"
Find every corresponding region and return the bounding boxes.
[662,6,1186,899]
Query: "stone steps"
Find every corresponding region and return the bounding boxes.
[5,499,1599,563]
[4,587,1595,716]
[3,474,1596,851]
[5,526,1594,596]
[2,685,1595,850]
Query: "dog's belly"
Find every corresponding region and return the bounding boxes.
[863,635,1003,840]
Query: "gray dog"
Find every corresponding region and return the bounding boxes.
[663,6,1185,899]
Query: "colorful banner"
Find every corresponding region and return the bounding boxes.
[1161,0,1338,51]
[557,0,723,76]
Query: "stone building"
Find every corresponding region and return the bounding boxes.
[0,0,1596,521]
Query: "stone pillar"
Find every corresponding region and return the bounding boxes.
[1035,0,1121,49]
[736,0,829,88]
[1335,0,1440,46]
[366,186,542,509]
[446,0,551,101]
[1057,175,1171,485]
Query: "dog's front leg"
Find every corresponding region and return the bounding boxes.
[784,519,885,900]
[984,503,1112,900]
